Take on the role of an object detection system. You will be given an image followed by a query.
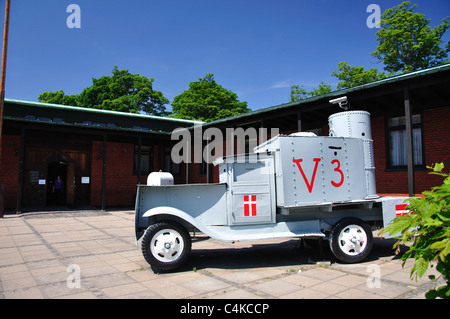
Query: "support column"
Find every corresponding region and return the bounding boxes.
[101,134,107,211]
[404,87,415,197]
[137,136,142,184]
[16,128,25,214]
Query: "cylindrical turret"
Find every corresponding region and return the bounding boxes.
[328,111,377,199]
[328,110,372,139]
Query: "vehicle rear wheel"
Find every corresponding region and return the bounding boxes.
[329,218,373,263]
[141,220,191,272]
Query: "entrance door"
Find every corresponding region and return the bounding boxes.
[23,148,90,208]
[24,149,57,206]
[47,161,68,205]
[66,162,76,206]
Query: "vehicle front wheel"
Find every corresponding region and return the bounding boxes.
[329,218,373,263]
[141,220,191,272]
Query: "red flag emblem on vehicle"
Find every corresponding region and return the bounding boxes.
[244,195,257,216]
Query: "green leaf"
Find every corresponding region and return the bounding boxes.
[437,211,450,221]
[413,257,429,279]
[383,216,413,237]
[430,239,447,250]
[441,240,450,259]
[433,162,445,173]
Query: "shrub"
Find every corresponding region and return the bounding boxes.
[381,162,450,299]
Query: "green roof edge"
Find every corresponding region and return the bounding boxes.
[4,98,203,125]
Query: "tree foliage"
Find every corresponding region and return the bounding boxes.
[170,74,250,122]
[289,81,332,102]
[380,163,450,299]
[331,62,390,89]
[38,67,169,116]
[327,2,450,92]
[38,90,80,106]
[371,1,450,74]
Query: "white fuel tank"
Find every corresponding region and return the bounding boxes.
[147,171,174,186]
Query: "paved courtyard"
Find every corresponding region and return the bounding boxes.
[0,209,442,299]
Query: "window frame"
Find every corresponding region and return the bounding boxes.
[385,113,426,171]
[133,145,153,176]
[164,146,181,175]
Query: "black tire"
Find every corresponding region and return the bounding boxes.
[329,217,373,263]
[141,220,191,272]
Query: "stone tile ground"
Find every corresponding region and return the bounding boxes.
[0,210,444,299]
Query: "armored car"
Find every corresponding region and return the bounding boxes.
[135,110,408,271]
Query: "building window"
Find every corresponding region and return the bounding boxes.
[134,145,153,175]
[164,147,180,175]
[387,114,423,168]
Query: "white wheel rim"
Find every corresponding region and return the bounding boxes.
[337,224,368,256]
[150,228,184,263]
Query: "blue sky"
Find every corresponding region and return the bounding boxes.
[1,0,449,112]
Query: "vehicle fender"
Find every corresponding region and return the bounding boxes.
[142,206,213,237]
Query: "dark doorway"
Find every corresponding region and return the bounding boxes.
[47,162,68,206]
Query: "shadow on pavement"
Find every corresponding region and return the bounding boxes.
[175,236,404,273]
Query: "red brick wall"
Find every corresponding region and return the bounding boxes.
[420,106,450,191]
[372,105,450,195]
[90,141,138,207]
[0,135,21,209]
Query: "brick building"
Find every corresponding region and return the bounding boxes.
[0,101,199,211]
[1,64,449,213]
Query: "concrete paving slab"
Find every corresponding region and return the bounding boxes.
[217,271,266,285]
[0,209,442,300]
[279,287,330,299]
[328,274,368,288]
[280,273,323,287]
[249,279,301,297]
[334,287,387,299]
[180,277,231,295]
[208,287,264,299]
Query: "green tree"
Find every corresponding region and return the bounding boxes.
[38,67,169,116]
[289,81,332,102]
[331,62,389,89]
[328,2,449,93]
[372,1,450,73]
[38,90,80,106]
[170,74,250,122]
